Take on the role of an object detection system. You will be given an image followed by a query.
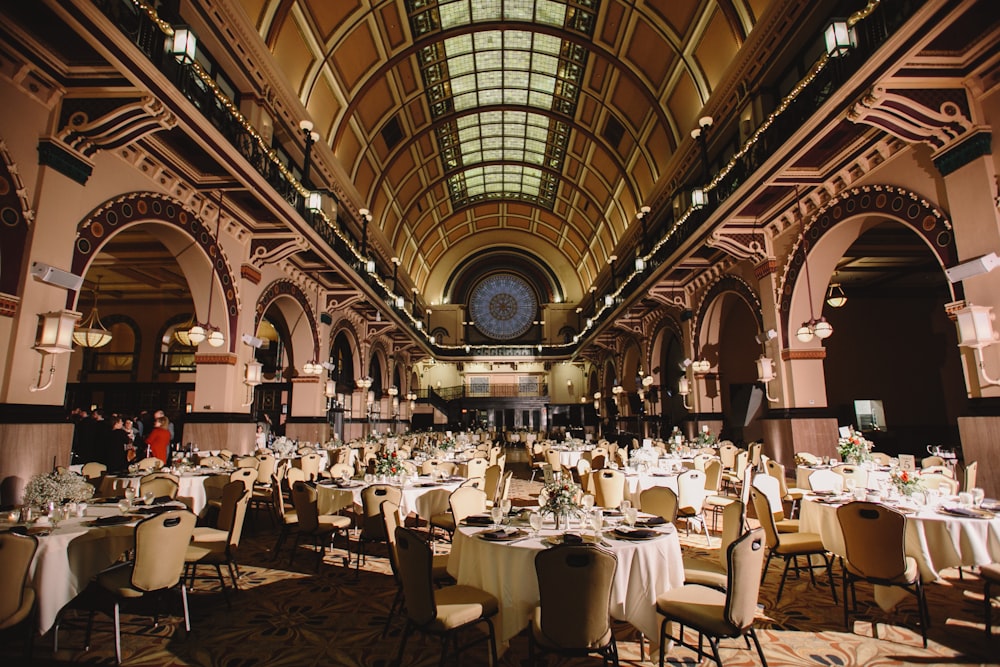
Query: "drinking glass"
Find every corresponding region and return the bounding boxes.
[490,506,504,530]
[581,494,595,512]
[143,491,155,505]
[364,473,374,485]
[620,499,631,513]
[972,487,985,507]
[529,511,543,537]
[500,498,512,519]
[124,488,136,504]
[117,499,131,514]
[623,507,638,528]
[590,509,603,538]
[49,505,64,528]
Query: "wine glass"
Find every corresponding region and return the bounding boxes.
[581,494,595,512]
[500,498,512,520]
[620,499,631,514]
[590,509,603,538]
[972,487,985,507]
[124,488,136,505]
[49,505,64,529]
[143,491,155,506]
[529,511,543,537]
[490,505,504,530]
[117,499,131,514]
[364,473,374,485]
[624,507,638,528]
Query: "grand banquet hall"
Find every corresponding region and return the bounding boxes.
[0,0,998,664]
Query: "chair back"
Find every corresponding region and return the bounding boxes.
[765,459,791,497]
[460,477,484,489]
[218,449,234,461]
[836,501,908,581]
[724,527,767,633]
[135,456,163,471]
[750,473,785,522]
[832,464,868,488]
[870,452,891,465]
[733,451,749,481]
[394,527,438,626]
[488,445,502,467]
[703,459,723,492]
[692,453,712,471]
[236,455,260,469]
[918,471,959,495]
[464,457,489,480]
[718,444,739,470]
[748,487,780,549]
[291,481,320,532]
[592,469,625,509]
[380,500,404,581]
[81,461,107,480]
[920,465,953,478]
[676,469,707,514]
[639,486,678,523]
[808,468,844,493]
[131,510,196,592]
[215,480,249,533]
[271,476,291,521]
[299,453,321,480]
[361,484,403,539]
[420,459,443,476]
[575,457,592,480]
[449,486,487,523]
[285,467,306,489]
[198,455,226,468]
[718,500,747,570]
[229,467,259,490]
[483,464,502,502]
[964,460,978,492]
[139,474,179,499]
[748,441,762,469]
[0,533,38,624]
[496,470,513,504]
[255,453,276,481]
[589,454,607,471]
[534,545,617,650]
[921,455,946,469]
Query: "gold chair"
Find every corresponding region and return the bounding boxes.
[639,486,678,524]
[765,459,806,518]
[289,480,352,571]
[464,457,489,480]
[197,455,226,468]
[184,481,250,604]
[80,461,107,480]
[299,452,321,480]
[656,528,768,667]
[430,486,487,541]
[592,468,626,509]
[751,474,799,533]
[0,532,38,657]
[89,510,196,664]
[138,472,179,500]
[676,469,711,544]
[981,562,1000,635]
[917,471,959,495]
[836,501,929,646]
[235,455,259,469]
[750,487,836,604]
[254,452,277,482]
[529,544,619,666]
[921,455,946,469]
[963,460,978,493]
[270,475,298,560]
[357,484,403,572]
[393,527,498,666]
[134,456,163,471]
[682,500,745,590]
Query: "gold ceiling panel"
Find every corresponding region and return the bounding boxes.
[330,22,381,92]
[304,74,341,138]
[271,11,315,93]
[695,8,743,92]
[306,0,360,42]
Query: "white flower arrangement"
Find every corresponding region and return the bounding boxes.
[630,447,659,465]
[23,470,94,506]
[539,478,583,518]
[837,433,873,463]
[271,436,295,457]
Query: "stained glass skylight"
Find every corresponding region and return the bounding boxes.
[407,0,598,209]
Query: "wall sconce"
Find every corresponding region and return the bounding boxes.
[755,355,780,402]
[305,191,323,212]
[796,317,833,342]
[677,376,692,410]
[29,310,78,392]
[357,376,373,390]
[826,283,847,308]
[690,187,708,209]
[394,295,404,309]
[365,258,376,274]
[635,257,646,272]
[604,295,614,307]
[302,360,323,375]
[168,27,197,62]
[824,19,856,57]
[954,303,1000,386]
[324,380,337,398]
[388,386,399,397]
[691,359,711,374]
[242,359,263,407]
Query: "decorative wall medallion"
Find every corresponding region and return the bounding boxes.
[469,273,537,341]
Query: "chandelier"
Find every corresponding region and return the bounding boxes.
[182,191,227,348]
[73,277,112,348]
[794,187,833,343]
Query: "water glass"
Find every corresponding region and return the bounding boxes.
[620,500,632,513]
[581,494,595,511]
[590,509,603,537]
[490,506,504,530]
[958,492,973,507]
[972,487,985,507]
[529,511,543,536]
[500,498,512,518]
[117,499,131,514]
[623,507,638,527]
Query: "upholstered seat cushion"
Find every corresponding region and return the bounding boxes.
[97,563,145,599]
[776,518,800,533]
[429,585,499,631]
[656,583,734,637]
[185,541,226,564]
[774,531,825,555]
[190,526,228,543]
[845,555,919,585]
[682,556,727,590]
[318,514,352,530]
[430,512,455,531]
[531,606,612,650]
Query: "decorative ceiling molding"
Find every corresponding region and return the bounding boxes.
[250,236,310,268]
[58,95,177,159]
[848,85,972,150]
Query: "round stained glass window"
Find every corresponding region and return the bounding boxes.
[469,274,538,341]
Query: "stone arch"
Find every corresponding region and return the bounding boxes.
[778,185,958,344]
[0,139,32,297]
[329,325,360,393]
[256,280,319,370]
[694,274,764,361]
[69,192,240,351]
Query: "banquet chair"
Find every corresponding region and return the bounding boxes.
[138,473,179,500]
[682,500,746,591]
[529,544,619,666]
[328,463,353,480]
[184,481,250,605]
[981,562,1000,635]
[284,466,306,491]
[430,486,487,540]
[676,469,711,544]
[832,464,868,490]
[89,510,196,664]
[750,487,836,604]
[483,464,502,507]
[495,470,513,505]
[589,454,607,471]
[964,460,978,493]
[765,459,806,518]
[382,501,452,638]
[808,468,844,493]
[794,451,821,466]
[920,465,953,478]
[750,474,799,533]
[748,441,763,471]
[229,467,258,489]
[80,461,107,480]
[545,449,565,476]
[135,456,163,472]
[870,452,892,466]
[270,476,298,560]
[592,468,626,509]
[489,445,503,467]
[464,456,489,480]
[289,480,352,572]
[921,455,946,469]
[917,471,959,495]
[299,453,321,480]
[0,532,38,658]
[718,443,740,471]
[235,455,259,469]
[459,477,484,490]
[357,484,403,573]
[722,451,749,493]
[704,458,739,532]
[529,444,550,482]
[574,458,593,493]
[639,486,678,524]
[656,528,768,667]
[394,527,498,666]
[836,501,929,647]
[198,455,226,468]
[218,449,234,462]
[254,452,277,483]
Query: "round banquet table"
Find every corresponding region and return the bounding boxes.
[102,471,220,515]
[623,470,680,508]
[447,520,685,647]
[315,476,462,519]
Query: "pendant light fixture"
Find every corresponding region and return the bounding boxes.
[794,187,833,343]
[825,281,847,308]
[187,191,226,348]
[73,276,113,348]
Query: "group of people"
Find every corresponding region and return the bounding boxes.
[69,407,175,471]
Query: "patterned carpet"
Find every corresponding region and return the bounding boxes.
[5,460,998,666]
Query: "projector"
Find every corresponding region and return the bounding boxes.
[30,262,84,291]
[946,252,1000,283]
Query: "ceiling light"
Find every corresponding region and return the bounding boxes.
[73,278,112,348]
[826,283,847,308]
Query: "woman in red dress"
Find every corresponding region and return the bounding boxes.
[144,416,171,463]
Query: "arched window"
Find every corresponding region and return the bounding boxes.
[160,315,196,373]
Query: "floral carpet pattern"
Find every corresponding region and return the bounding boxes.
[5,463,998,666]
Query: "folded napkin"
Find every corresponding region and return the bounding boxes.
[464,515,493,526]
[561,532,583,544]
[90,515,135,526]
[9,525,51,536]
[480,527,521,540]
[613,527,659,539]
[940,506,992,519]
[637,516,667,527]
[133,505,178,515]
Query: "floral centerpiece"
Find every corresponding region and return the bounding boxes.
[372,450,401,477]
[271,436,295,457]
[891,469,923,497]
[837,432,873,464]
[23,470,94,507]
[694,425,716,448]
[539,477,582,526]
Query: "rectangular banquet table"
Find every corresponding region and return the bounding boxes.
[447,520,685,646]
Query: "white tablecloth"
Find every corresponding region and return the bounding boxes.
[623,471,680,508]
[22,506,136,634]
[799,496,1000,582]
[104,473,217,515]
[316,477,462,519]
[796,465,891,490]
[448,522,685,645]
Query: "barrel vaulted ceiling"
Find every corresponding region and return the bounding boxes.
[238,0,774,301]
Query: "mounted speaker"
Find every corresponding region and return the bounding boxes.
[30,262,83,291]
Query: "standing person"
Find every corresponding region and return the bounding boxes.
[144,416,171,463]
[255,423,268,450]
[102,415,131,472]
[154,409,175,441]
